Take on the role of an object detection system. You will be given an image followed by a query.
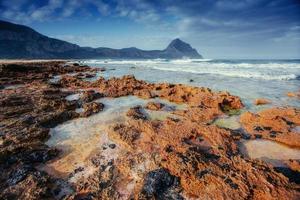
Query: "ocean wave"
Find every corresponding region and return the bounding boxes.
[150,66,298,80]
[80,58,213,65]
[81,59,300,81]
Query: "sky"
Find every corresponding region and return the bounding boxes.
[0,0,299,59]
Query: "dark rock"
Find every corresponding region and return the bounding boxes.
[138,168,183,200]
[126,106,147,120]
[196,169,210,179]
[108,144,116,149]
[274,167,300,184]
[7,164,33,186]
[254,126,264,131]
[254,134,262,139]
[263,126,272,131]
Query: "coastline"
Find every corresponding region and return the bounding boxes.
[0,59,69,64]
[0,61,299,199]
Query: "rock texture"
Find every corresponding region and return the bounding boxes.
[0,20,202,59]
[240,107,300,148]
[0,61,299,200]
[254,98,271,105]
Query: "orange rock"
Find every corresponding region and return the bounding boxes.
[254,98,271,105]
[109,110,299,199]
[145,102,165,111]
[2,61,298,199]
[286,160,300,172]
[287,91,300,99]
[240,107,300,148]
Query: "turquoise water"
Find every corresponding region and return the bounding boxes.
[79,59,300,111]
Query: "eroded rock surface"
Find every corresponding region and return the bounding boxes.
[1,61,299,200]
[240,107,300,148]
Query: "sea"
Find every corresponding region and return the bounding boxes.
[79,59,300,111]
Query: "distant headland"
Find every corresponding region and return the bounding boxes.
[0,20,202,59]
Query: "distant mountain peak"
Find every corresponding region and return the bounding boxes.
[166,38,192,50]
[165,38,202,58]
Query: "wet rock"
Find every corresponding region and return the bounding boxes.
[80,90,103,104]
[274,167,300,184]
[7,164,33,186]
[145,102,165,111]
[81,102,104,117]
[39,111,77,128]
[126,106,147,120]
[74,72,96,79]
[138,168,183,200]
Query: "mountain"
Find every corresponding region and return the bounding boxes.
[0,20,202,59]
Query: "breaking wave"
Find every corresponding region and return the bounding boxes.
[81,59,300,81]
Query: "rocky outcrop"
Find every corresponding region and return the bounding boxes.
[0,62,98,199]
[1,61,299,200]
[240,107,300,147]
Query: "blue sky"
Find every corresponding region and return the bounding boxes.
[0,0,299,59]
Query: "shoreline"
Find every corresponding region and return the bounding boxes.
[0,59,69,64]
[0,61,299,199]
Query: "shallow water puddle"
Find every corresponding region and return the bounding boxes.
[49,75,61,84]
[213,115,241,130]
[3,84,24,90]
[65,93,81,101]
[239,139,300,167]
[292,126,300,133]
[144,110,179,121]
[40,96,186,180]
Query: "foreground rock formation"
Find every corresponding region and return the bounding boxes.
[0,61,299,200]
[240,107,300,148]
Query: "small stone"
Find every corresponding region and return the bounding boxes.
[254,134,262,139]
[254,98,271,105]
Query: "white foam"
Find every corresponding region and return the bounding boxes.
[81,58,212,65]
[81,59,300,81]
[65,93,81,101]
[151,65,297,80]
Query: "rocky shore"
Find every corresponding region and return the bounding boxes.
[0,61,299,199]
